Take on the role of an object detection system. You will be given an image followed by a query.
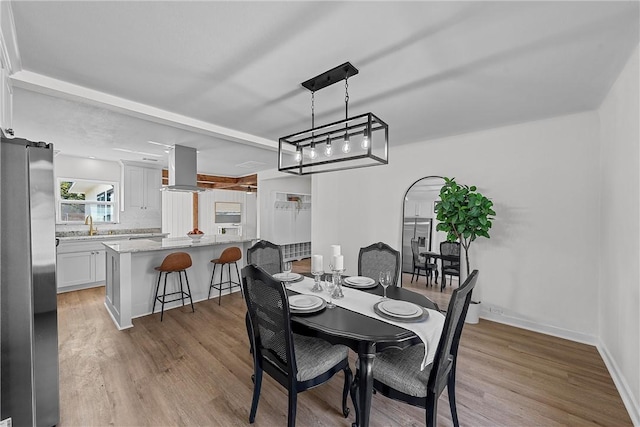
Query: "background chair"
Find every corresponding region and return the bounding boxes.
[358,242,401,287]
[371,270,479,427]
[440,241,461,291]
[246,240,283,275]
[411,239,438,286]
[241,265,353,427]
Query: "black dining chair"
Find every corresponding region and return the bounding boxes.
[358,241,401,287]
[246,240,283,275]
[411,239,438,286]
[440,241,460,291]
[241,264,353,427]
[370,270,478,427]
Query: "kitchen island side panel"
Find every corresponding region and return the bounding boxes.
[104,239,252,329]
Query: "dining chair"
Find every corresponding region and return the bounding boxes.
[411,239,438,286]
[241,264,353,427]
[439,241,461,291]
[358,241,401,287]
[246,240,283,275]
[370,270,478,427]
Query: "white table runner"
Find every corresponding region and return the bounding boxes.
[288,277,445,370]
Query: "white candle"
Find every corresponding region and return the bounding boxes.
[311,255,323,273]
[333,254,344,270]
[331,245,341,256]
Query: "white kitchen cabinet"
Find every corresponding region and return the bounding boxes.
[57,241,107,292]
[123,163,162,211]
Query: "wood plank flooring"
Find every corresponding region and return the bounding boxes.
[57,264,631,426]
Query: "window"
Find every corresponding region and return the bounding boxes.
[57,178,118,223]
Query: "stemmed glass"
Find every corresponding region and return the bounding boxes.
[379,270,391,300]
[283,261,292,280]
[325,274,336,308]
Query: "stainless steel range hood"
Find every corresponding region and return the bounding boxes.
[164,144,203,192]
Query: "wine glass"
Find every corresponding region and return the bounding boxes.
[325,274,336,308]
[380,270,391,300]
[283,261,292,280]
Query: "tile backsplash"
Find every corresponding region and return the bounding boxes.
[56,207,161,235]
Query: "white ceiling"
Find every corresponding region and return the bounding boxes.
[7,1,640,176]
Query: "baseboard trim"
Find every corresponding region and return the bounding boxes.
[479,310,597,345]
[597,341,640,426]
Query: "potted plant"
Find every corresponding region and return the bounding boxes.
[435,177,495,321]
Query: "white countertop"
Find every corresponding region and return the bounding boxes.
[57,233,168,242]
[102,236,254,254]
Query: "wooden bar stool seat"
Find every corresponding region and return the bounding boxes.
[209,246,242,305]
[152,252,195,321]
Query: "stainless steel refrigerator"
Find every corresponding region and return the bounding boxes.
[402,217,432,274]
[1,136,60,426]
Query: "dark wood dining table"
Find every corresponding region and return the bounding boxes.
[289,282,440,427]
[420,251,460,291]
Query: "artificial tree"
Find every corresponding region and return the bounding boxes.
[435,177,495,278]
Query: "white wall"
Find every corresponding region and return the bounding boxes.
[54,155,161,232]
[313,110,601,340]
[257,170,311,241]
[597,46,639,424]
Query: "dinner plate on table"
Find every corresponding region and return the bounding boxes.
[373,300,429,322]
[273,272,303,283]
[288,294,326,315]
[343,276,377,289]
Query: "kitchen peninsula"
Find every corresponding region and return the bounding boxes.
[103,236,254,329]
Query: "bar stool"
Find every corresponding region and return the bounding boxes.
[152,252,195,321]
[208,246,242,305]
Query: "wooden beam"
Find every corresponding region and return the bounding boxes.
[192,193,198,230]
[162,169,259,192]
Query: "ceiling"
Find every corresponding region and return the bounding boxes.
[7,1,639,176]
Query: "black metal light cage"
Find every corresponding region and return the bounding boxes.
[278,62,389,175]
[279,112,388,175]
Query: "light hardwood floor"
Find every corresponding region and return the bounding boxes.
[57,265,631,426]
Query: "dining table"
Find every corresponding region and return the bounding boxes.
[420,251,460,291]
[287,276,441,427]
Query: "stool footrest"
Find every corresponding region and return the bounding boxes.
[156,290,192,304]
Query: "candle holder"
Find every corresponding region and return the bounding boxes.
[331,269,345,299]
[311,271,324,292]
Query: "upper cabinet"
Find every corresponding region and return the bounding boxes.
[122,162,162,211]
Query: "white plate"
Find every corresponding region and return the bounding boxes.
[288,294,323,310]
[273,272,302,282]
[378,300,421,318]
[344,276,375,286]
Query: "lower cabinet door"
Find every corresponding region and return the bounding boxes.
[94,250,106,283]
[57,252,93,289]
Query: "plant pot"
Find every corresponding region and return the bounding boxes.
[465,301,481,324]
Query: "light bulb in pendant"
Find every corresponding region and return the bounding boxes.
[361,130,369,149]
[324,139,333,157]
[294,147,302,163]
[309,146,317,160]
[342,134,351,153]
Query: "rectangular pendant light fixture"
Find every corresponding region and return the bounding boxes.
[278,62,389,175]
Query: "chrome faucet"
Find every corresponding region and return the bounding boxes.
[84,215,97,236]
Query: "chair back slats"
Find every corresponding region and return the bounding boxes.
[428,270,478,394]
[440,241,460,272]
[242,265,296,376]
[247,240,283,276]
[358,242,401,287]
[411,239,423,267]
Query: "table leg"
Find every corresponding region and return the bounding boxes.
[354,347,375,427]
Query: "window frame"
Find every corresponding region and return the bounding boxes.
[56,177,119,224]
